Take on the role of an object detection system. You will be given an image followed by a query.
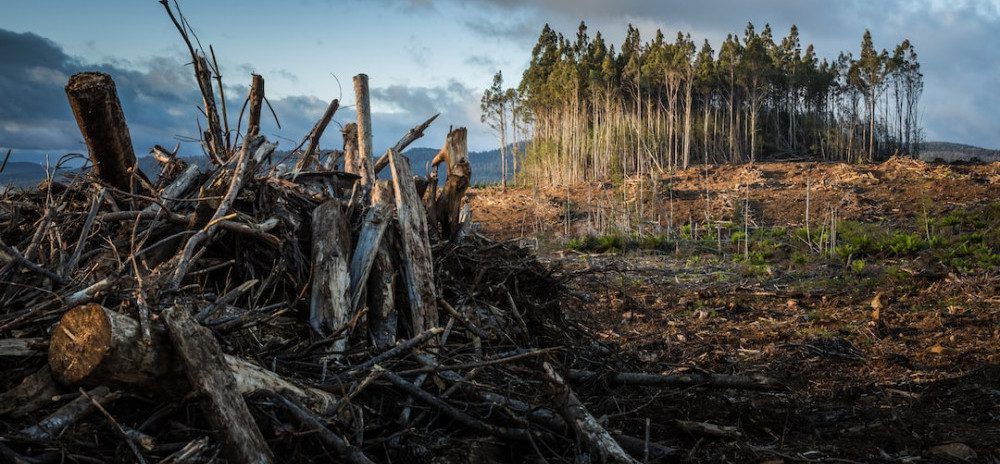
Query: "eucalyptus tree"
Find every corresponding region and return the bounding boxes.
[506,21,922,185]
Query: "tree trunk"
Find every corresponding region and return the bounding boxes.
[366,181,398,350]
[65,72,140,192]
[309,201,353,346]
[246,74,264,139]
[433,128,470,239]
[682,78,693,169]
[353,74,376,186]
[387,150,439,335]
[342,123,361,176]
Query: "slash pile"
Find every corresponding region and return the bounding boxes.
[0,5,780,463]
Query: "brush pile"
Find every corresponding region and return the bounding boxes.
[0,4,782,463]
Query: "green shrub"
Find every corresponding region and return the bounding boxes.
[885,232,927,256]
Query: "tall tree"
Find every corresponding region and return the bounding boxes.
[481,71,513,189]
[504,22,922,185]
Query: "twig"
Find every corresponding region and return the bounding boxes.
[79,388,148,464]
[266,391,376,464]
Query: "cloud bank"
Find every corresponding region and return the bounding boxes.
[0,28,487,164]
[448,0,1000,148]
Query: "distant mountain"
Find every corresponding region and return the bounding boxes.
[0,162,48,188]
[1,146,520,188]
[920,141,1000,162]
[403,144,523,184]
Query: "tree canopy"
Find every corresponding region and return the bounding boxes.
[492,22,923,185]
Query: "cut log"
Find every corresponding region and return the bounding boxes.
[49,303,177,389]
[434,128,470,238]
[161,305,274,464]
[246,74,264,138]
[543,362,640,464]
[353,74,376,186]
[65,72,140,192]
[309,201,352,345]
[48,304,336,412]
[387,150,439,335]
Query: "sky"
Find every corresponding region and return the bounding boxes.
[2,0,999,164]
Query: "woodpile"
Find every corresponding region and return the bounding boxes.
[0,5,781,462]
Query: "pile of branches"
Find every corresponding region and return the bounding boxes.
[0,5,781,463]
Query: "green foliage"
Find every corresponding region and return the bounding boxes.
[885,232,927,255]
[730,231,747,244]
[509,20,923,184]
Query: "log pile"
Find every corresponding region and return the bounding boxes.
[0,5,781,462]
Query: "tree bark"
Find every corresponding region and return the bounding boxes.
[65,72,140,192]
[366,180,398,350]
[349,202,390,312]
[309,201,352,346]
[387,150,439,335]
[353,74,376,186]
[246,73,264,139]
[342,123,361,178]
[433,128,471,239]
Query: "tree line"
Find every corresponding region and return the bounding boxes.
[481,22,923,185]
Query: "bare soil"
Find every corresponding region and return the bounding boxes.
[471,158,999,242]
[470,159,1000,463]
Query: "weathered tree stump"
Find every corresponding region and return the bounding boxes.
[433,127,470,238]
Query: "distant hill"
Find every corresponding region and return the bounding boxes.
[919,141,1000,162]
[1,146,519,187]
[0,162,48,188]
[403,145,519,184]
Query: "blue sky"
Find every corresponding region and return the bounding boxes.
[2,0,999,163]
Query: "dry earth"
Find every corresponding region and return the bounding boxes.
[469,159,1000,463]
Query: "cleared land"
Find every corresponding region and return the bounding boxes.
[470,159,1000,462]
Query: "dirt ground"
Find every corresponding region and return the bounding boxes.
[470,157,999,242]
[469,159,1000,463]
